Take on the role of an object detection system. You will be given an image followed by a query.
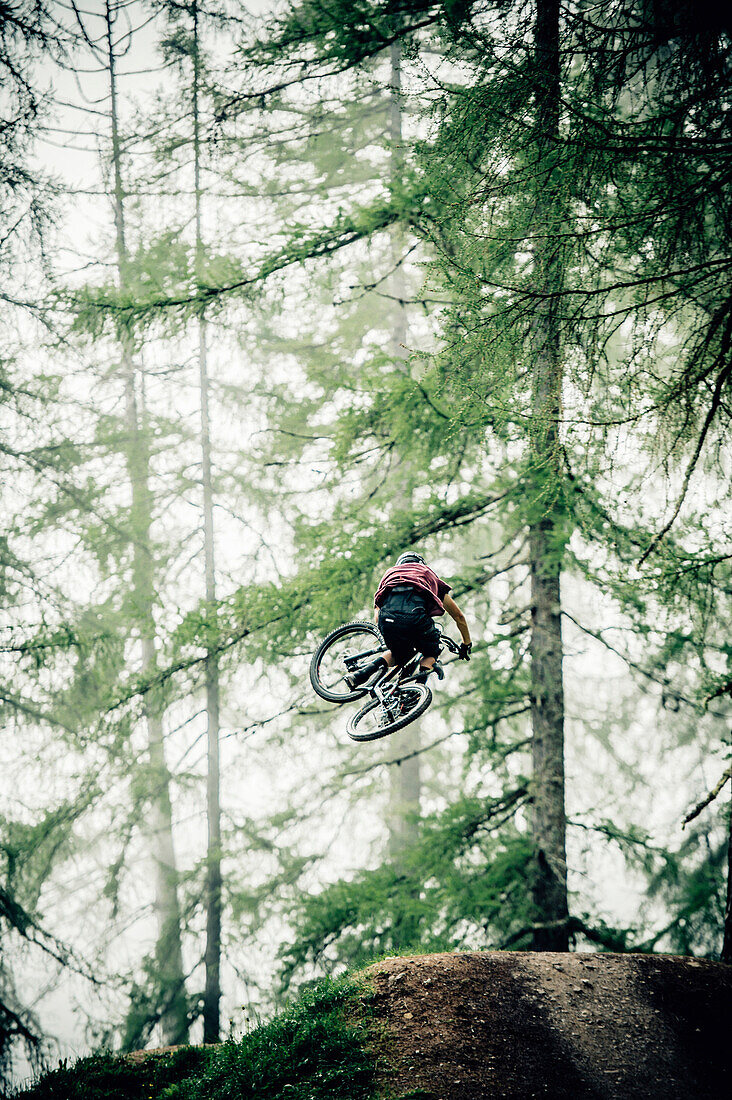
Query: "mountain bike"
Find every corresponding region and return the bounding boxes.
[309,619,460,741]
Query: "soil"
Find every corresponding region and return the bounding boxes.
[365,951,732,1100]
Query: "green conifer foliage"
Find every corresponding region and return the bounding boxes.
[180,0,731,974]
[4,0,731,1065]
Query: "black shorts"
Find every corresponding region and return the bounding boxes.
[377,604,441,666]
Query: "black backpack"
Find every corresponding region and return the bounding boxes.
[381,583,429,616]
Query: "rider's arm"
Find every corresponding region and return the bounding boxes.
[443,593,471,646]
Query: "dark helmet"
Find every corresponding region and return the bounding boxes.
[395,552,425,566]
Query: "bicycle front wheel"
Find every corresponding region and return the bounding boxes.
[346,683,432,742]
[309,620,384,703]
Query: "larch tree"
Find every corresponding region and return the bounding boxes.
[0,0,94,1079]
[153,0,225,1042]
[164,0,224,1042]
[41,0,731,1017]
[385,40,422,884]
[526,0,569,951]
[61,0,190,1046]
[202,0,732,965]
[223,0,576,950]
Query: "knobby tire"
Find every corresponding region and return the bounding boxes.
[346,682,432,742]
[309,620,384,703]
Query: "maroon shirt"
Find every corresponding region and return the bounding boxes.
[374,563,451,618]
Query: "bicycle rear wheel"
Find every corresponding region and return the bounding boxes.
[309,620,384,703]
[346,683,432,742]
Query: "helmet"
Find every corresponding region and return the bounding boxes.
[395,552,425,566]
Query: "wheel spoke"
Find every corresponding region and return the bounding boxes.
[310,623,384,702]
[318,637,376,689]
[356,702,392,737]
[348,684,429,740]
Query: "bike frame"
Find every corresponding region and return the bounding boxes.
[360,631,459,719]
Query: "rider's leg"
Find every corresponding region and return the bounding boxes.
[414,621,443,683]
[347,650,394,688]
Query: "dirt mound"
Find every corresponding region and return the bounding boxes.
[366,951,731,1099]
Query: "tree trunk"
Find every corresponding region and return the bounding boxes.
[383,43,423,950]
[200,312,222,1043]
[105,0,188,1043]
[386,41,422,868]
[527,0,570,952]
[191,0,222,1042]
[722,787,732,962]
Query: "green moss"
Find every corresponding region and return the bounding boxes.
[14,977,376,1100]
[12,1046,205,1100]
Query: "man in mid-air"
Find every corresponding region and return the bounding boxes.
[346,552,472,688]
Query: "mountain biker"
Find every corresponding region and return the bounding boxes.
[346,552,472,689]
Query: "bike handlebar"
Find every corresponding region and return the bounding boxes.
[439,634,461,654]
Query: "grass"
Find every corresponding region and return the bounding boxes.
[12,976,377,1100]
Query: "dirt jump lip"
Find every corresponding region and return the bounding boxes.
[364,950,732,1100]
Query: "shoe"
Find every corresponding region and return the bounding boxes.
[346,658,386,690]
[414,662,443,685]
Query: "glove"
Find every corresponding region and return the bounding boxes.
[458,642,472,661]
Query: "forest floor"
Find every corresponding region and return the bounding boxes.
[365,951,732,1099]
[16,951,732,1099]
